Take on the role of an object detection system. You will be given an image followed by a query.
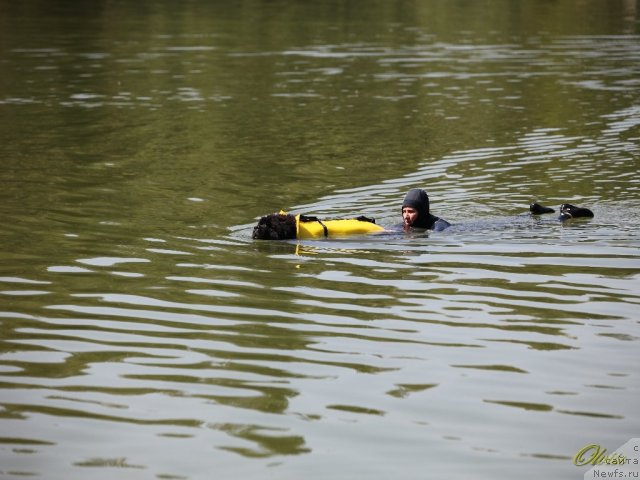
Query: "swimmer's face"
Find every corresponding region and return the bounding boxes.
[402,207,418,227]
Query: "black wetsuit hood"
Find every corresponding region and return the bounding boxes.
[402,188,440,229]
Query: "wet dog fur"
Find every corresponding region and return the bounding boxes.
[252,213,297,240]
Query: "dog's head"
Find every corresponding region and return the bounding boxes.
[252,213,297,240]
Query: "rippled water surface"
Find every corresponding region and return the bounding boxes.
[1,1,639,479]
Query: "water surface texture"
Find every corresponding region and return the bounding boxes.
[1,1,639,479]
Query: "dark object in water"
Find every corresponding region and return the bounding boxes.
[530,203,555,215]
[559,203,594,221]
[530,203,594,221]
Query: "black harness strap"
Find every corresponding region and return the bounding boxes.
[317,219,328,237]
[299,215,329,237]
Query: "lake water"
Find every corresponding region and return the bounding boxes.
[1,1,639,479]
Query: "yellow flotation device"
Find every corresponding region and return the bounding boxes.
[293,213,385,239]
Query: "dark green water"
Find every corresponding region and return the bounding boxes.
[1,1,639,479]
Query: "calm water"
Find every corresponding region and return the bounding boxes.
[1,1,639,479]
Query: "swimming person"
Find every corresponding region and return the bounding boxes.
[401,188,451,232]
[398,189,594,230]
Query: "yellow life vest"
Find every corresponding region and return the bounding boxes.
[295,214,385,239]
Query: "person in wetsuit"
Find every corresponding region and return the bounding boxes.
[401,188,451,232]
[399,188,593,232]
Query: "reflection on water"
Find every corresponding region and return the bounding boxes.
[1,1,639,479]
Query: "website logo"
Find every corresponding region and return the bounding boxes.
[576,438,640,479]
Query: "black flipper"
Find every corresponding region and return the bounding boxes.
[530,203,555,215]
[559,204,594,221]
